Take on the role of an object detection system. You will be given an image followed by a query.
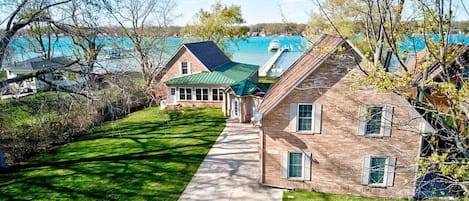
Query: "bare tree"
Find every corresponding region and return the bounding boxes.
[104,0,177,102]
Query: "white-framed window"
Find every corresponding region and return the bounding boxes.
[298,104,313,131]
[358,105,394,137]
[233,100,239,116]
[179,87,192,101]
[362,156,396,187]
[212,88,224,101]
[195,88,209,101]
[180,61,190,75]
[289,103,322,133]
[281,151,312,181]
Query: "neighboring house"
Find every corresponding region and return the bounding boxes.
[258,34,434,198]
[154,41,260,122]
[404,45,469,108]
[2,56,83,93]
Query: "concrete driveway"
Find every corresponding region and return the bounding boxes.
[178,120,283,201]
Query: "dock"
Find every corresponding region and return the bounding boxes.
[259,48,287,76]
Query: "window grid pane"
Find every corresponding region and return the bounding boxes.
[298,105,313,131]
[179,88,185,100]
[181,62,188,74]
[196,88,202,100]
[369,157,386,184]
[288,152,303,178]
[202,89,209,100]
[212,89,219,101]
[219,88,224,101]
[365,106,382,134]
[186,88,192,100]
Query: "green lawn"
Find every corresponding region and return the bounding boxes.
[0,107,226,201]
[283,190,408,201]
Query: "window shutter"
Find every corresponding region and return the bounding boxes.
[380,106,394,137]
[303,152,312,181]
[358,105,367,136]
[289,103,298,132]
[386,156,396,187]
[281,151,288,179]
[361,156,371,185]
[188,62,192,74]
[179,62,182,74]
[313,104,322,134]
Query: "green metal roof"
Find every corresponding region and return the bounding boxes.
[166,62,259,85]
[166,71,235,85]
[229,79,264,96]
[214,62,259,82]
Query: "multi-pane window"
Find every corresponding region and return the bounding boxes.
[179,87,192,100]
[365,106,383,135]
[288,152,303,178]
[369,157,386,184]
[298,104,313,131]
[181,62,189,75]
[212,88,224,101]
[195,88,209,101]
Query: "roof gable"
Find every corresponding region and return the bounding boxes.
[259,34,352,115]
[184,41,231,71]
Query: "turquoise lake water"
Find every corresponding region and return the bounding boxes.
[5,34,469,75]
[6,36,309,76]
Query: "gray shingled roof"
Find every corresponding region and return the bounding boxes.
[184,41,230,71]
[5,56,74,72]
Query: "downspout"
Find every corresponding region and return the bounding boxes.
[259,120,266,184]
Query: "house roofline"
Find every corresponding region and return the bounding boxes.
[261,38,348,116]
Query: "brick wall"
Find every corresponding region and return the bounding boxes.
[154,47,210,98]
[261,45,423,198]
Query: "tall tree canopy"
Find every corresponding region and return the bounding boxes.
[311,0,469,197]
[182,1,247,53]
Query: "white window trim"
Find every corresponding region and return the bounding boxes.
[367,156,389,187]
[359,104,393,137]
[211,88,224,102]
[195,87,209,101]
[178,87,193,101]
[287,151,304,180]
[297,103,314,133]
[180,61,191,75]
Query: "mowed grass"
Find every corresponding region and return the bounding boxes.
[0,107,226,201]
[283,190,408,201]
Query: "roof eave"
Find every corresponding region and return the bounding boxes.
[261,39,347,116]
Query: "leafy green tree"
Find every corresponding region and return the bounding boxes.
[182,1,247,54]
[313,0,469,197]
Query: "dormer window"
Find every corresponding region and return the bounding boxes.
[181,62,190,75]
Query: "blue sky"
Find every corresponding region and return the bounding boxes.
[172,0,316,26]
[173,0,469,26]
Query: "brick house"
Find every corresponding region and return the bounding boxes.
[258,34,434,198]
[155,41,260,122]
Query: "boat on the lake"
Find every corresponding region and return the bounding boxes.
[268,39,280,51]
